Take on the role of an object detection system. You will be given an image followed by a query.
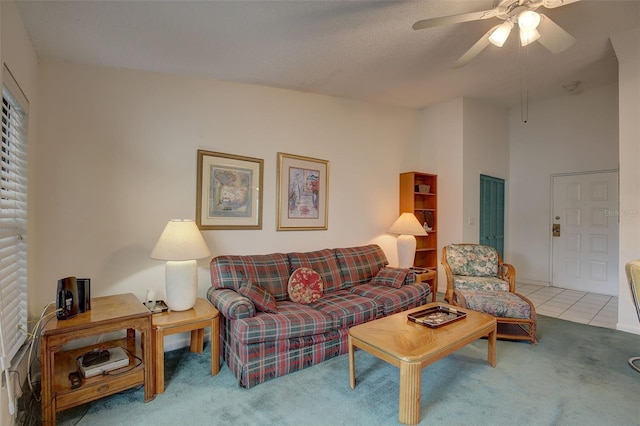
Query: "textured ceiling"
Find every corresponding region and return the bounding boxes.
[14,0,640,109]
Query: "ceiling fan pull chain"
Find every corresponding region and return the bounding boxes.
[519,42,530,123]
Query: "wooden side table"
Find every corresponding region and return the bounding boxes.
[40,293,154,425]
[415,269,438,302]
[151,298,220,394]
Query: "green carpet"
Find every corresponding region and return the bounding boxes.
[57,315,640,425]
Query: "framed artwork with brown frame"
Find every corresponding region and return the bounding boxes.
[196,150,264,230]
[277,152,329,231]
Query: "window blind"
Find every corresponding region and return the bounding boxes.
[0,65,28,369]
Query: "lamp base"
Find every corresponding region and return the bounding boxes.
[165,260,197,311]
[397,234,417,269]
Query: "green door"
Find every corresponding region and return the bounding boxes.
[480,175,505,258]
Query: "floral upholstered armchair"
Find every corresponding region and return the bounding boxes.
[441,243,537,344]
[441,243,515,304]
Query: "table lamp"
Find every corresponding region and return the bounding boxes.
[151,219,211,311]
[387,213,427,268]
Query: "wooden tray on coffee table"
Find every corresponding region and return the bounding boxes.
[407,305,466,328]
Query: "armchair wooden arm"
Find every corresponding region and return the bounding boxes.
[441,246,455,303]
[498,262,516,292]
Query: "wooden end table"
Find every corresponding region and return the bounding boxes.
[348,303,496,425]
[415,269,437,302]
[151,298,220,394]
[40,293,154,425]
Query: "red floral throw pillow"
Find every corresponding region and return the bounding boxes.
[288,267,323,304]
[238,280,278,313]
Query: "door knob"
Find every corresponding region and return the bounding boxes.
[552,224,560,237]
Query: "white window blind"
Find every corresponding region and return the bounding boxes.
[0,65,28,368]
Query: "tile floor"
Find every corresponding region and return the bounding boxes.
[516,283,618,329]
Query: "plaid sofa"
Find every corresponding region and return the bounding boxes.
[207,244,431,388]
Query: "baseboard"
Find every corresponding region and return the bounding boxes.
[616,322,640,336]
[516,279,550,287]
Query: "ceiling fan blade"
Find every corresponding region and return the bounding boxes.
[413,8,497,30]
[537,14,576,53]
[542,0,580,9]
[453,26,498,68]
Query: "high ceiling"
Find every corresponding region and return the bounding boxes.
[14,0,640,109]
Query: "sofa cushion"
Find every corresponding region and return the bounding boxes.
[288,249,342,293]
[238,280,279,313]
[458,290,532,319]
[371,267,415,288]
[242,253,291,301]
[335,245,388,289]
[210,255,247,291]
[288,268,323,304]
[232,302,337,344]
[454,275,509,292]
[446,244,499,277]
[310,290,379,327]
[350,281,431,316]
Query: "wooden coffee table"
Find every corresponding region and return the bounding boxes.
[348,303,496,425]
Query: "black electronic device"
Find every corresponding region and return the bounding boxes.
[56,277,79,320]
[81,349,111,367]
[77,278,91,313]
[68,371,82,389]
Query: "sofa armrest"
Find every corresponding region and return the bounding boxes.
[207,288,255,320]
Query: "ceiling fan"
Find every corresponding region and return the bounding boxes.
[413,0,579,67]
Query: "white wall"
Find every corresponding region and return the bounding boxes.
[34,60,421,317]
[612,28,640,334]
[508,84,619,285]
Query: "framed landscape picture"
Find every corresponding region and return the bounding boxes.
[196,150,263,230]
[277,152,329,231]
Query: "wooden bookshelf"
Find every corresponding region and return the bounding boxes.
[399,172,438,271]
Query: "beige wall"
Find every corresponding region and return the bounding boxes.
[508,83,619,285]
[417,98,464,291]
[612,27,640,334]
[461,99,510,244]
[34,60,422,316]
[417,98,510,292]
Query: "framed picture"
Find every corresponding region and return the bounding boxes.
[277,152,329,231]
[196,150,263,230]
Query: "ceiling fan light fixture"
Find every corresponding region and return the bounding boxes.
[520,28,541,46]
[489,21,514,47]
[518,10,541,30]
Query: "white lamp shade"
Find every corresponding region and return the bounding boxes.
[520,28,540,46]
[388,213,428,236]
[489,21,514,47]
[151,219,211,311]
[151,219,211,261]
[518,11,541,30]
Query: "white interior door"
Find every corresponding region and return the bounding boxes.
[551,171,619,295]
